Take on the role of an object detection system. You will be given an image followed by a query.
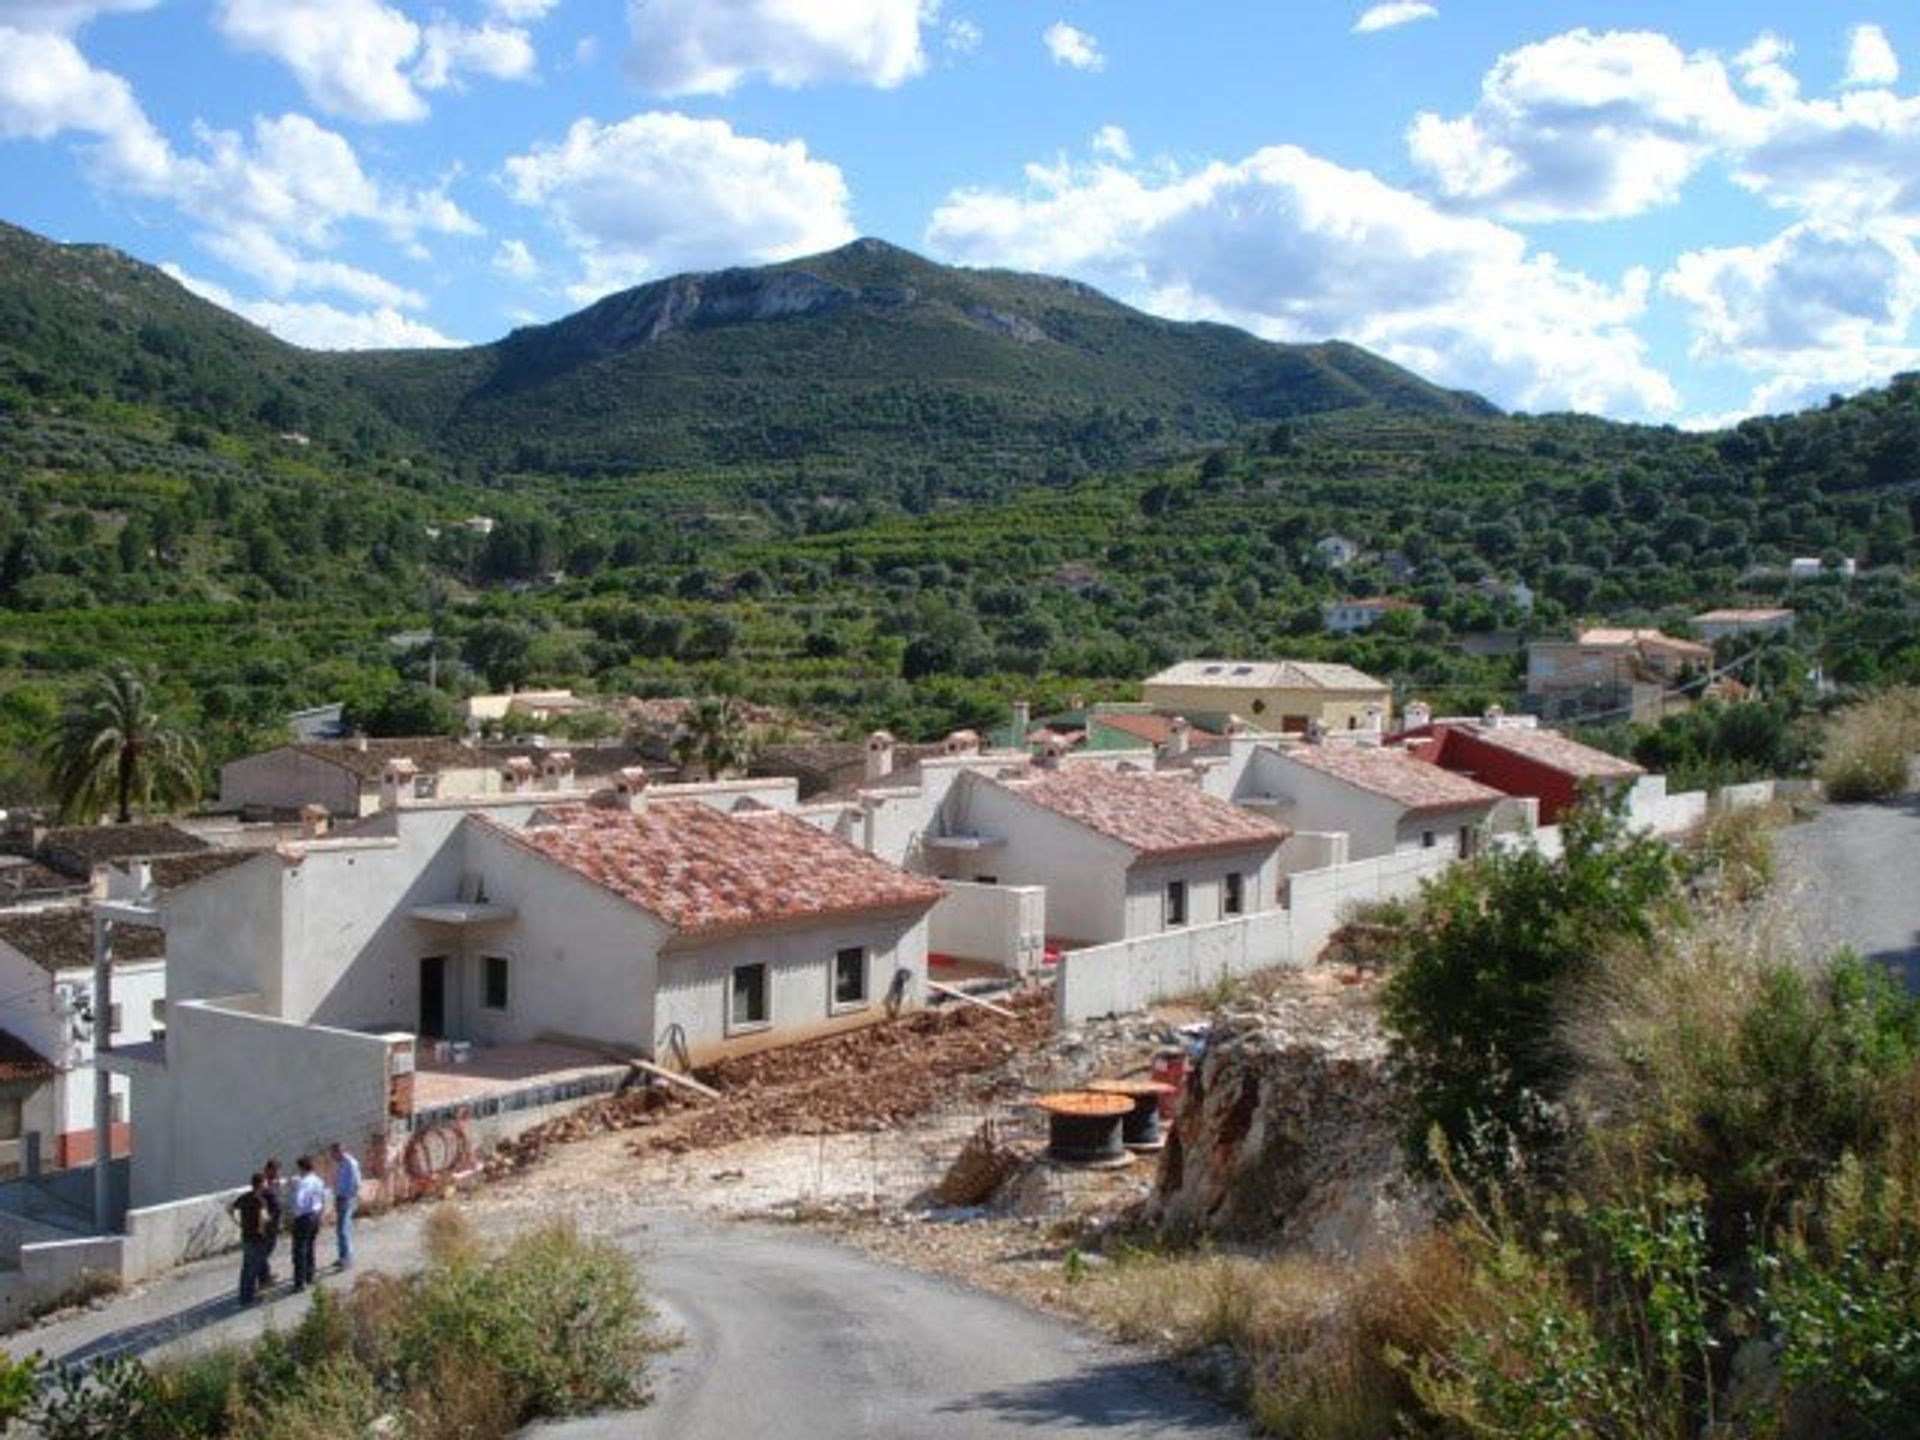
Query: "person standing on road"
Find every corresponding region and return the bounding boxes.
[329,1140,361,1270]
[229,1173,271,1307]
[289,1155,326,1291]
[260,1157,284,1285]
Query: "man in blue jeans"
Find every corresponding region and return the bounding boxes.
[289,1154,326,1291]
[229,1172,271,1307]
[330,1140,361,1270]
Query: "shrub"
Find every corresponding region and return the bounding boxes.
[1819,687,1920,801]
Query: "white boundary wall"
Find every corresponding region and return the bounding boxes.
[928,882,1047,974]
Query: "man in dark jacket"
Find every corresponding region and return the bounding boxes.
[229,1173,271,1307]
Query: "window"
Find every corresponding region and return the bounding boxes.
[1250,699,1268,715]
[107,1003,122,1038]
[1224,871,1245,917]
[109,1093,125,1124]
[1165,880,1188,928]
[1421,831,1437,849]
[730,963,769,1030]
[832,947,868,1009]
[0,1099,20,1141]
[150,998,166,1031]
[482,955,509,1012]
[975,874,998,886]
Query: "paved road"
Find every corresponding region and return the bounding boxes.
[12,1205,1245,1438]
[534,1212,1245,1439]
[1780,785,1920,990]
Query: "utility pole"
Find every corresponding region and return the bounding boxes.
[92,892,159,1233]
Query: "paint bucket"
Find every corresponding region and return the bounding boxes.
[1148,1048,1187,1119]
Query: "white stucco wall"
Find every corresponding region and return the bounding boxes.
[652,910,931,1065]
[927,882,1046,973]
[1121,849,1281,937]
[1238,747,1404,858]
[932,775,1132,943]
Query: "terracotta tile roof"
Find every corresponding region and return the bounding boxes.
[1454,725,1644,781]
[991,766,1288,860]
[1144,659,1389,692]
[0,1031,54,1085]
[1090,713,1218,747]
[0,907,165,973]
[1692,608,1793,623]
[1280,743,1505,815]
[475,804,943,939]
[37,823,208,878]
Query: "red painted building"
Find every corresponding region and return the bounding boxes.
[1405,722,1643,824]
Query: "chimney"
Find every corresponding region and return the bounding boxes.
[1403,700,1432,732]
[352,734,369,753]
[865,730,897,783]
[299,804,330,839]
[1482,703,1506,730]
[499,755,535,794]
[539,750,576,791]
[379,757,417,810]
[1011,700,1031,744]
[1363,703,1384,735]
[613,767,650,814]
[1223,714,1251,739]
[1035,736,1068,769]
[942,729,980,757]
[1306,719,1327,744]
[1164,715,1191,758]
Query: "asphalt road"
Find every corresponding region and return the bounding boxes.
[13,1204,1245,1438]
[1780,784,1920,990]
[534,1211,1246,1439]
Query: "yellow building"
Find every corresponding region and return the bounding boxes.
[1141,659,1391,733]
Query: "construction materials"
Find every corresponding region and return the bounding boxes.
[1087,1078,1176,1149]
[933,1118,1021,1206]
[927,981,1017,1019]
[1148,1048,1188,1119]
[632,1058,721,1101]
[1035,1091,1133,1165]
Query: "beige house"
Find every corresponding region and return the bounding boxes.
[1142,659,1392,733]
[1526,628,1712,723]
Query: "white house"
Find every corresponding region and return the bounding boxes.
[1229,740,1505,861]
[106,772,943,1208]
[921,763,1288,947]
[1315,534,1361,568]
[0,907,166,1172]
[1322,597,1419,634]
[1692,608,1794,642]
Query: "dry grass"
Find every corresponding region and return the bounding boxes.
[421,1202,480,1268]
[1819,687,1920,801]
[1071,1236,1478,1439]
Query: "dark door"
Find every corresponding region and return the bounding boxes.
[419,955,447,1038]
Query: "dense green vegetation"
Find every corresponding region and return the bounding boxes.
[2,218,1916,805]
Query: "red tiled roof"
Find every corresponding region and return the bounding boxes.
[475,804,943,939]
[1281,743,1505,814]
[991,766,1287,860]
[1091,713,1218,747]
[0,1031,54,1085]
[1452,724,1644,781]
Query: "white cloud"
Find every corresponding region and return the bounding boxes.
[1844,24,1898,89]
[1043,21,1102,72]
[1662,220,1920,413]
[164,263,460,349]
[1734,32,1799,106]
[1734,89,1920,224]
[493,237,539,279]
[1091,124,1132,161]
[945,16,982,56]
[415,20,537,91]
[1,0,155,32]
[0,25,171,186]
[927,145,1677,417]
[1353,4,1436,36]
[487,0,558,19]
[624,0,926,96]
[1408,29,1754,221]
[502,112,855,301]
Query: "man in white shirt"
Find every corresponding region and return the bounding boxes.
[289,1154,327,1291]
[330,1140,362,1270]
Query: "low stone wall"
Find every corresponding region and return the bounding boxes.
[0,1235,125,1331]
[121,1189,242,1283]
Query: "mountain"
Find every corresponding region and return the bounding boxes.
[0,223,1492,492]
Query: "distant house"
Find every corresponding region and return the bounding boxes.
[1082,708,1217,754]
[286,703,347,742]
[1692,608,1794,643]
[0,1033,55,1179]
[30,823,208,881]
[1790,556,1856,580]
[1471,576,1535,612]
[1142,659,1392,733]
[1315,534,1362,568]
[460,689,595,727]
[924,765,1287,947]
[1525,628,1712,723]
[1406,719,1643,825]
[1322,596,1419,635]
[1232,741,1505,861]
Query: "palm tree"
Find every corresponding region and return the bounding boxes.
[43,663,202,823]
[671,696,752,781]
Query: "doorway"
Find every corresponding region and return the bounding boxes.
[419,955,448,1038]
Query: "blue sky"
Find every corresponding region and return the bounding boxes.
[4,1,1920,427]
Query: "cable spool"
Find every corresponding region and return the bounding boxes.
[1034,1091,1134,1165]
[1086,1078,1177,1150]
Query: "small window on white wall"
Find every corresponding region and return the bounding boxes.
[832,947,868,1009]
[1224,871,1245,916]
[1165,879,1188,928]
[0,1099,21,1141]
[482,956,509,1012]
[730,963,769,1030]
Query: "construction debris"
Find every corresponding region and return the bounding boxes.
[932,1119,1022,1207]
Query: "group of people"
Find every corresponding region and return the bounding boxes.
[229,1141,361,1307]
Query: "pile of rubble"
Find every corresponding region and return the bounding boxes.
[1144,972,1431,1257]
[484,990,1055,1179]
